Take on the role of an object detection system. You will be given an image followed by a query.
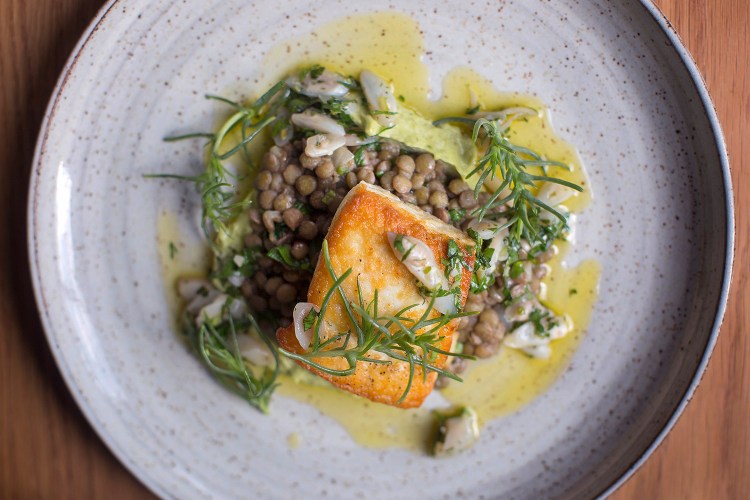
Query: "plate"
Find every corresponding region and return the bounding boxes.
[28,0,732,498]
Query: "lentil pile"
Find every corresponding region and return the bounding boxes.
[236,137,555,380]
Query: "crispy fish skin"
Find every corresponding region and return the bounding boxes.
[277,182,475,408]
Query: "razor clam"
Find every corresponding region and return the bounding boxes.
[290,109,346,136]
[305,134,347,157]
[360,70,398,128]
[285,69,350,99]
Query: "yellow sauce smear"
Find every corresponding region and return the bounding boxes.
[157,211,210,316]
[256,11,601,452]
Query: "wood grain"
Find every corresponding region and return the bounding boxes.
[0,0,746,498]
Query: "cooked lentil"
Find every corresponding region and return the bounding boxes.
[240,138,553,382]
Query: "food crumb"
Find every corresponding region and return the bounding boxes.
[287,432,301,449]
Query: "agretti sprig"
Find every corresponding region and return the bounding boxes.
[183,306,280,413]
[147,81,288,239]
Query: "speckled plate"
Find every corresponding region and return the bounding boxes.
[28,0,732,498]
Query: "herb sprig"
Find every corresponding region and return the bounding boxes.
[433,114,583,251]
[147,81,288,238]
[468,118,583,242]
[183,306,280,413]
[279,241,476,403]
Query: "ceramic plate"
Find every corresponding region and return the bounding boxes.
[28,0,732,498]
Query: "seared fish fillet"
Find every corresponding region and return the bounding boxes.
[277,182,475,408]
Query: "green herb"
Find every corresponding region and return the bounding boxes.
[442,240,471,283]
[292,200,311,214]
[509,261,525,279]
[464,229,495,293]
[211,246,262,287]
[148,81,288,238]
[322,98,358,130]
[528,308,557,338]
[183,308,279,413]
[467,119,583,246]
[168,241,178,259]
[448,208,466,223]
[267,245,311,270]
[322,190,337,205]
[466,105,480,115]
[300,64,325,80]
[353,145,367,166]
[286,93,316,113]
[415,282,463,313]
[302,309,319,331]
[393,234,405,254]
[272,222,288,241]
[370,109,399,116]
[392,233,415,262]
[569,288,578,296]
[279,241,476,403]
[398,94,406,102]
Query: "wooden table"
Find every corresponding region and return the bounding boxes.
[1,0,746,497]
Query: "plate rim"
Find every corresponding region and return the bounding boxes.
[26,1,735,498]
[598,1,734,497]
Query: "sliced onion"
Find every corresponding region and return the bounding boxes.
[292,302,319,351]
[304,134,347,157]
[196,293,228,326]
[331,146,355,174]
[434,294,457,315]
[502,321,544,349]
[272,122,294,147]
[235,333,275,366]
[185,287,221,315]
[468,218,508,240]
[343,134,378,146]
[536,181,575,207]
[228,297,248,319]
[487,231,509,267]
[521,344,551,359]
[177,277,212,301]
[434,408,480,457]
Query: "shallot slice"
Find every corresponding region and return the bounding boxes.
[387,232,444,290]
[291,109,345,135]
[292,302,319,351]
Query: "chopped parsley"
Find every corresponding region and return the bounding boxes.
[353,145,367,166]
[267,245,311,271]
[300,64,325,80]
[442,240,471,283]
[302,309,318,330]
[449,208,466,223]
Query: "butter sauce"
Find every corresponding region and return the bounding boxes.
[252,12,601,451]
[159,11,599,454]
